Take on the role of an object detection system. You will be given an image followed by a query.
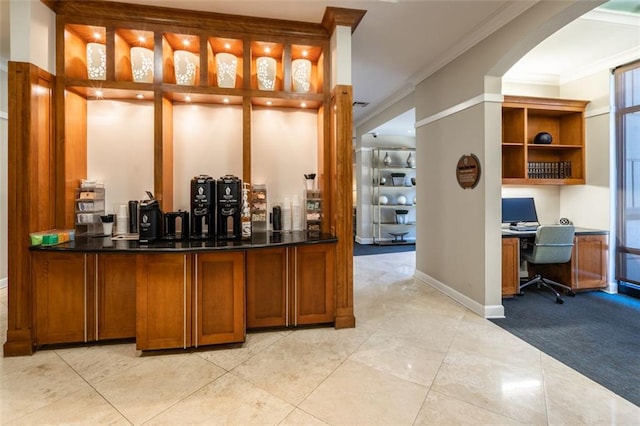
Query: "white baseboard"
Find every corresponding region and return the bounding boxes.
[414,270,505,319]
[355,236,373,244]
[603,280,618,294]
[0,277,7,289]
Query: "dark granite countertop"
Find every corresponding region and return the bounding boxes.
[30,231,337,253]
[502,226,609,238]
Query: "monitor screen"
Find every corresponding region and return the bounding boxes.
[502,197,539,225]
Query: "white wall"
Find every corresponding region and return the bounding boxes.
[173,104,243,211]
[9,0,55,74]
[412,0,598,317]
[87,102,317,231]
[560,69,612,231]
[252,107,318,230]
[87,101,155,213]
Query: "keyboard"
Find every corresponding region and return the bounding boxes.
[509,224,539,232]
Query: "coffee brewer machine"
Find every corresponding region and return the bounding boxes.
[139,193,163,243]
[191,175,215,239]
[217,175,242,239]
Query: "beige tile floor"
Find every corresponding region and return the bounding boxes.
[1,251,639,425]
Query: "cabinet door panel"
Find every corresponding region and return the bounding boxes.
[97,254,137,340]
[574,235,608,290]
[33,252,89,345]
[501,238,519,296]
[195,252,245,346]
[246,247,287,328]
[136,254,190,350]
[295,244,335,325]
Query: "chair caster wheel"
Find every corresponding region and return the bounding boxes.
[556,297,564,304]
[568,291,576,297]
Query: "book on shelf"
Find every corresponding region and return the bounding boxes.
[527,161,572,179]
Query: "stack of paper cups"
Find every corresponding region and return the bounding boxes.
[292,194,302,231]
[282,198,292,231]
[116,204,128,235]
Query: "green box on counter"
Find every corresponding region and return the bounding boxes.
[30,229,75,246]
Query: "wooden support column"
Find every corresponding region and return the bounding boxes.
[4,62,55,356]
[154,93,173,210]
[331,85,355,329]
[321,7,365,329]
[243,98,252,183]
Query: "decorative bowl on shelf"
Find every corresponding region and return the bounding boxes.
[534,132,552,144]
[389,231,409,242]
[292,58,311,93]
[379,195,389,205]
[130,47,154,83]
[86,42,106,80]
[215,52,237,88]
[174,50,198,85]
[396,195,407,205]
[256,56,276,90]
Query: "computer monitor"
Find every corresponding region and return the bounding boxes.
[502,197,539,226]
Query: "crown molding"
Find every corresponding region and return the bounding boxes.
[583,8,640,26]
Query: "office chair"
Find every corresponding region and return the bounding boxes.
[520,225,576,304]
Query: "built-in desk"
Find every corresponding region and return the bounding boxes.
[501,227,608,297]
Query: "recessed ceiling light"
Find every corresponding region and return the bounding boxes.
[93,32,101,40]
[136,93,144,99]
[225,42,231,49]
[265,47,271,54]
[301,102,307,108]
[302,50,308,57]
[95,89,103,98]
[266,101,272,106]
[138,36,145,43]
[183,39,190,46]
[185,95,191,102]
[223,98,229,104]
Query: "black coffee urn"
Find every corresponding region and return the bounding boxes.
[217,175,242,239]
[139,193,163,243]
[164,210,189,240]
[191,175,216,239]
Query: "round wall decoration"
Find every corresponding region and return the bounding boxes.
[456,154,481,189]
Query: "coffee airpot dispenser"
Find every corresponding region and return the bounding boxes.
[217,175,242,239]
[190,175,215,239]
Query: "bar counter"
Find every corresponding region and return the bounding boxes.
[16,231,338,355]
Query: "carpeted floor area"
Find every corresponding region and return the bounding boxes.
[353,242,416,256]
[491,287,640,407]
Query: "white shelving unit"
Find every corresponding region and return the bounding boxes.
[371,147,416,245]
